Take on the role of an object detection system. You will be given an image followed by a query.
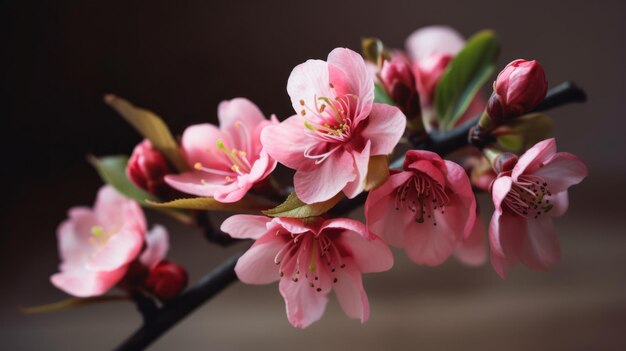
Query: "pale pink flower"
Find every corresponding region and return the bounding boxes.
[365,150,476,266]
[221,215,393,328]
[405,26,485,127]
[165,98,277,203]
[489,138,587,278]
[51,186,169,297]
[261,48,406,204]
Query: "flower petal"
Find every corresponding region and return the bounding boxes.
[333,229,394,273]
[512,138,556,179]
[489,210,526,278]
[235,233,286,285]
[327,48,374,123]
[260,115,311,170]
[180,123,229,170]
[454,216,486,266]
[221,214,272,239]
[360,103,407,155]
[279,275,329,328]
[405,25,465,61]
[140,225,169,270]
[342,141,371,199]
[294,150,356,203]
[534,152,588,194]
[94,186,146,233]
[549,191,569,218]
[333,258,370,323]
[164,171,230,198]
[519,217,560,271]
[51,267,126,297]
[444,160,477,238]
[287,59,336,116]
[86,229,144,271]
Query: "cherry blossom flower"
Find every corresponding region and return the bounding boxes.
[365,150,476,266]
[165,98,277,203]
[51,186,169,297]
[261,48,406,204]
[489,138,587,278]
[221,215,393,328]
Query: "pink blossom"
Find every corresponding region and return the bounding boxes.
[165,98,278,203]
[221,215,393,328]
[51,186,169,297]
[365,150,476,266]
[261,48,406,204]
[489,138,587,278]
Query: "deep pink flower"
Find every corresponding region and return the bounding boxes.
[365,150,476,266]
[405,26,485,126]
[261,48,406,204]
[51,186,169,297]
[489,138,587,278]
[221,215,393,328]
[126,139,172,198]
[165,98,277,203]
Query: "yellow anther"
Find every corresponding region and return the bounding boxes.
[91,226,105,237]
[194,162,203,170]
[299,99,305,105]
[301,109,306,116]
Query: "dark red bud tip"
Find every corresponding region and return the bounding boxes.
[380,56,421,119]
[493,153,519,173]
[126,139,173,197]
[144,260,188,301]
[488,59,548,122]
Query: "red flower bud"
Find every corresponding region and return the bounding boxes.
[380,56,421,119]
[488,59,547,122]
[126,139,172,197]
[144,260,188,301]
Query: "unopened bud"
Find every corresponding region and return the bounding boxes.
[486,59,548,123]
[414,53,453,105]
[484,148,518,174]
[126,139,172,197]
[380,57,421,119]
[144,260,188,301]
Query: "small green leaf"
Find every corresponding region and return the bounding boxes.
[104,95,189,172]
[20,296,128,314]
[89,155,194,224]
[374,82,394,105]
[494,113,554,153]
[263,192,344,218]
[89,155,159,203]
[147,196,269,212]
[435,30,500,130]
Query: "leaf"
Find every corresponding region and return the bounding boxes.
[104,95,189,172]
[148,196,269,212]
[263,192,344,218]
[494,113,554,153]
[434,30,499,130]
[20,296,128,314]
[88,155,159,203]
[89,155,194,224]
[364,155,390,191]
[374,82,395,105]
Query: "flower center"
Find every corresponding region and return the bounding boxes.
[273,231,344,292]
[503,174,553,219]
[193,137,252,183]
[88,225,119,248]
[395,173,450,226]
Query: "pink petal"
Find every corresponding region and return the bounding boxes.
[405,25,465,61]
[549,191,569,218]
[294,149,356,204]
[454,216,487,266]
[51,267,126,297]
[287,59,336,117]
[360,103,407,155]
[279,274,329,328]
[342,141,371,199]
[489,210,526,278]
[406,159,446,187]
[180,123,228,170]
[333,258,370,323]
[444,160,477,238]
[512,138,557,179]
[221,215,272,240]
[491,176,513,210]
[327,48,374,123]
[364,172,414,247]
[533,152,588,194]
[212,180,250,203]
[333,229,394,273]
[404,149,445,169]
[94,186,146,233]
[164,171,230,198]
[86,228,144,271]
[140,225,169,270]
[260,115,311,171]
[519,217,560,271]
[57,209,98,265]
[217,98,266,135]
[235,233,286,285]
[273,217,317,235]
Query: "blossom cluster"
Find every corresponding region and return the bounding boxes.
[48,26,587,329]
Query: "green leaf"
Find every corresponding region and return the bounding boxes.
[20,296,128,314]
[263,192,343,218]
[104,95,189,172]
[374,82,395,105]
[434,30,499,130]
[89,155,194,224]
[494,113,554,153]
[147,196,269,212]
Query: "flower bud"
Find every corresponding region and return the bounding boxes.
[144,260,188,301]
[126,139,172,197]
[414,52,452,105]
[380,56,421,119]
[487,59,547,123]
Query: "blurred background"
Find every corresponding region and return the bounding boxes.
[2,0,625,350]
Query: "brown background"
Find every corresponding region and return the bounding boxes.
[2,0,625,350]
